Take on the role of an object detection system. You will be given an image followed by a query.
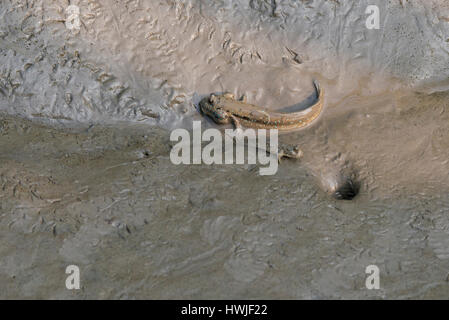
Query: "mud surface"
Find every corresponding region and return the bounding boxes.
[1,0,449,299]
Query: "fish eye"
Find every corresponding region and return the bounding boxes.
[210,95,218,104]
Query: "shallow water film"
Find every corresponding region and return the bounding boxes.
[1,0,449,299]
